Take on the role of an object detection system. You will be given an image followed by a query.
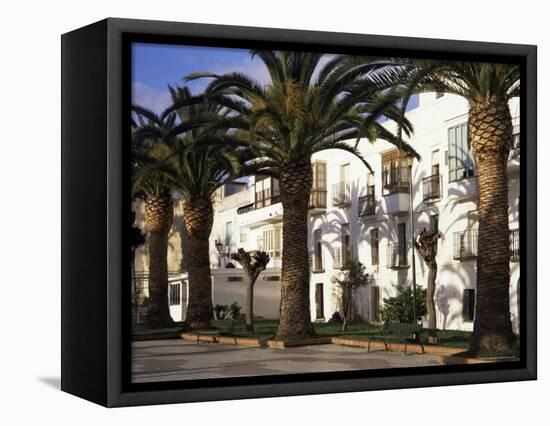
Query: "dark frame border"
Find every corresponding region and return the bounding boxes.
[103,18,536,407]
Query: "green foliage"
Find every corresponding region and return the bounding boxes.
[228,302,242,320]
[380,286,427,323]
[186,51,415,177]
[332,258,370,291]
[214,302,242,321]
[131,86,256,202]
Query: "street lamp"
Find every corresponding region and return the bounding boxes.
[406,154,419,336]
[215,240,224,267]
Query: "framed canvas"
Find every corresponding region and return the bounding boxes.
[61,18,537,407]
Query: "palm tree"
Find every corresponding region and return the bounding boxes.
[131,108,181,327]
[186,51,415,338]
[163,86,258,330]
[334,58,519,352]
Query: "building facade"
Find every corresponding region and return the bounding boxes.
[133,91,520,332]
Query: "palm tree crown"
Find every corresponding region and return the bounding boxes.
[186,50,416,338]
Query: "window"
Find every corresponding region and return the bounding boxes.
[239,227,247,243]
[312,162,327,190]
[448,123,475,182]
[169,282,181,306]
[262,227,282,258]
[397,223,407,266]
[255,176,267,208]
[369,285,380,322]
[310,162,327,208]
[315,283,324,320]
[370,228,379,265]
[462,289,475,321]
[254,176,280,208]
[430,214,439,233]
[265,275,280,282]
[381,149,410,195]
[225,221,233,248]
[341,224,351,266]
[313,229,323,271]
[431,149,440,176]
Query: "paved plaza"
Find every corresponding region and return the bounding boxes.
[132,339,440,383]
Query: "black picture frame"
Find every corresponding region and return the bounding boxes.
[61,17,537,407]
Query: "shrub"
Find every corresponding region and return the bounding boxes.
[380,286,427,323]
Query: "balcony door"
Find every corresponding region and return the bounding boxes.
[340,163,350,183]
[397,223,407,266]
[315,283,324,320]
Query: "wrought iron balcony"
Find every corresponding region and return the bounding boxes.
[386,242,408,269]
[510,228,520,261]
[453,229,520,261]
[382,167,410,196]
[453,230,478,260]
[358,193,376,217]
[422,174,441,202]
[332,181,351,206]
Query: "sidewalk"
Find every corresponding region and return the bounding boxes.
[132,339,439,383]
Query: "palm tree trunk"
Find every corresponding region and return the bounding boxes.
[276,159,315,339]
[245,282,254,333]
[426,265,438,344]
[469,98,515,353]
[183,197,214,330]
[143,194,174,327]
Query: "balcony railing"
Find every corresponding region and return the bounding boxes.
[382,167,410,196]
[333,246,353,270]
[309,189,327,209]
[454,229,520,261]
[453,230,478,260]
[332,181,351,206]
[510,229,520,261]
[422,174,441,202]
[358,193,376,217]
[386,242,408,269]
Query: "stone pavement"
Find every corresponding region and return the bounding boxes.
[132,339,439,383]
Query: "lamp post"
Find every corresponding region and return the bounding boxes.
[406,155,418,331]
[215,240,224,268]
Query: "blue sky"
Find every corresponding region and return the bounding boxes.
[132,43,270,113]
[131,42,418,113]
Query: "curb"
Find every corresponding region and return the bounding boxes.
[267,337,332,348]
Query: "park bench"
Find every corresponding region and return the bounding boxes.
[367,322,425,355]
[195,322,238,345]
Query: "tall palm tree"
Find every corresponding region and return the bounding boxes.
[186,51,415,338]
[162,86,258,330]
[333,58,519,352]
[131,108,181,327]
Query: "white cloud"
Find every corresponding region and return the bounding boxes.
[132,82,172,114]
[209,57,271,86]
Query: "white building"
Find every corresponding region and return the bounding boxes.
[135,91,520,332]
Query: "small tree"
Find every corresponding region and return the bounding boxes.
[332,259,370,331]
[231,248,270,333]
[415,228,442,343]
